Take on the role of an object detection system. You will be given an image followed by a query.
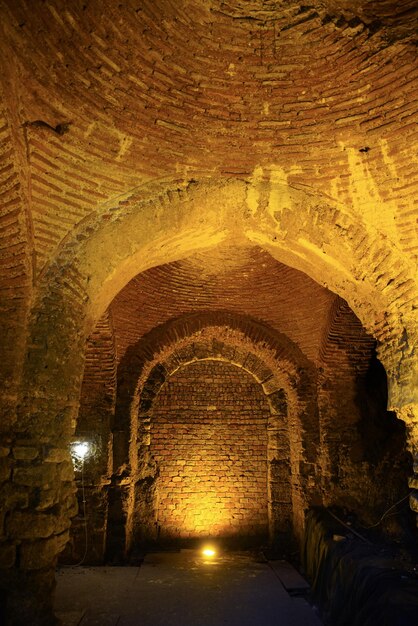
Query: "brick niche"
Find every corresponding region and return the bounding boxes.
[150,360,270,543]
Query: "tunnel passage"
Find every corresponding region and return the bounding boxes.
[150,360,270,543]
[66,253,415,565]
[2,0,418,622]
[125,320,303,558]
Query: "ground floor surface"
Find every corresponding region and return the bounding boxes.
[55,550,324,625]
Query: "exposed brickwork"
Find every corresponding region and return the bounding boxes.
[150,361,270,541]
[115,311,315,437]
[111,245,334,367]
[0,85,32,430]
[120,326,300,556]
[12,173,416,418]
[77,310,117,472]
[317,299,412,522]
[320,297,376,376]
[0,1,417,280]
[0,1,418,622]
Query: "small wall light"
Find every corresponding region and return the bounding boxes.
[70,441,90,566]
[71,441,91,462]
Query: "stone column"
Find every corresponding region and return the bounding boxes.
[266,390,293,548]
[0,439,77,625]
[400,404,418,526]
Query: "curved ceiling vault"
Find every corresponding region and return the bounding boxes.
[1,2,418,622]
[2,0,416,418]
[1,0,417,274]
[111,244,336,366]
[105,243,374,426]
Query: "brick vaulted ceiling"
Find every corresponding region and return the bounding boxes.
[110,244,336,365]
[1,0,418,418]
[1,0,418,273]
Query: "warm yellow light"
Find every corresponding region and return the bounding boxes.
[202,547,216,557]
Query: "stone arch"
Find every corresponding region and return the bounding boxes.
[134,359,289,550]
[114,310,318,465]
[23,177,418,424]
[13,177,418,614]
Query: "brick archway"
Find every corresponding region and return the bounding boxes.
[19,180,418,481]
[106,314,319,558]
[128,353,297,556]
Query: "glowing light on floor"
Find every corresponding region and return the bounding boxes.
[202,546,216,557]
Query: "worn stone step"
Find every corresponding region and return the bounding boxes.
[267,559,310,593]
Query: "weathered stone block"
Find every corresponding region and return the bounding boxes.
[56,529,70,552]
[3,485,29,511]
[64,494,79,518]
[13,464,57,488]
[408,475,418,489]
[269,460,291,483]
[263,378,283,396]
[13,446,39,461]
[20,531,69,570]
[0,457,11,482]
[267,390,287,414]
[7,511,69,540]
[20,539,55,570]
[58,460,75,482]
[44,447,71,463]
[410,492,418,513]
[35,489,59,511]
[0,542,16,568]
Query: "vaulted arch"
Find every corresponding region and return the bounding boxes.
[22,178,418,428]
[11,177,418,620]
[87,311,318,558]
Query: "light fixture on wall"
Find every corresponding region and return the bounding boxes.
[69,440,91,566]
[71,441,91,462]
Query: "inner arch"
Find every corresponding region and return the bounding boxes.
[150,359,273,545]
[64,242,413,565]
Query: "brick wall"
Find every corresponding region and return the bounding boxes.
[150,360,270,542]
